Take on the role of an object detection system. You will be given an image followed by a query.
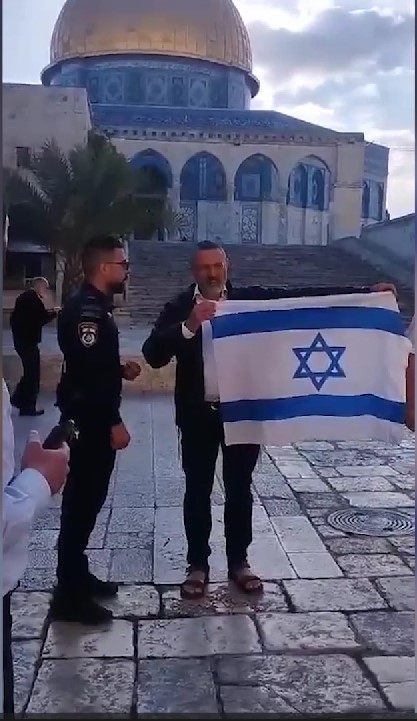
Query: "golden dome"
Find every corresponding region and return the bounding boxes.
[48,0,254,74]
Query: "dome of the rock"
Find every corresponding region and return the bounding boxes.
[47,0,253,74]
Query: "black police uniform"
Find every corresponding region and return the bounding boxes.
[54,282,122,598]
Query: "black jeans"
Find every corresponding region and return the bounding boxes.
[3,591,14,716]
[11,344,40,412]
[57,420,116,591]
[180,404,260,571]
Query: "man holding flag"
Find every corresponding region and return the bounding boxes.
[143,241,398,600]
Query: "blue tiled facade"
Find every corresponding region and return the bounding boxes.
[45,56,251,111]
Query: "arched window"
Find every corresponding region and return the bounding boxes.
[287,164,308,208]
[180,152,227,201]
[130,149,173,188]
[311,168,325,211]
[235,154,279,201]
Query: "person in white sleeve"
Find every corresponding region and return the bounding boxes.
[405,314,414,431]
[2,210,70,716]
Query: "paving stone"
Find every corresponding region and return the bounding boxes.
[87,525,106,549]
[28,529,58,550]
[87,549,112,579]
[112,490,155,508]
[110,548,153,583]
[108,507,155,533]
[105,531,153,549]
[283,579,387,612]
[216,654,386,713]
[136,659,219,714]
[318,467,340,477]
[298,492,345,509]
[219,686,296,714]
[19,567,56,591]
[342,491,414,508]
[263,499,303,516]
[271,516,326,552]
[383,682,415,710]
[389,537,415,555]
[33,507,62,530]
[296,441,335,450]
[364,656,415,684]
[253,475,295,499]
[337,554,412,578]
[349,611,414,655]
[337,465,399,476]
[285,476,331,492]
[258,612,359,652]
[325,538,393,554]
[27,659,134,714]
[288,552,343,578]
[375,577,415,611]
[137,615,261,657]
[13,639,42,714]
[27,549,57,569]
[273,461,320,478]
[12,591,50,639]
[162,582,288,617]
[43,620,134,658]
[247,535,296,581]
[106,585,160,618]
[327,476,396,492]
[391,476,414,491]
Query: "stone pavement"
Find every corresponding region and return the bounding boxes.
[10,394,415,715]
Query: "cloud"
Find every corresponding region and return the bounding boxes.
[246,3,414,217]
[248,7,414,81]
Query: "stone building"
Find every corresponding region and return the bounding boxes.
[5,0,389,246]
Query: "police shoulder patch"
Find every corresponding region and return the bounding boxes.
[78,322,98,348]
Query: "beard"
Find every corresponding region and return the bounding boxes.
[108,280,126,295]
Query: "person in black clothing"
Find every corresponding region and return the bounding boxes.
[142,240,396,600]
[50,236,140,625]
[10,277,57,416]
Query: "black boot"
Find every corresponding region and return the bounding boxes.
[49,588,113,625]
[86,573,119,599]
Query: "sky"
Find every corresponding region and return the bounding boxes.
[3,0,415,218]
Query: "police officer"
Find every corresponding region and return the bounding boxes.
[50,235,140,624]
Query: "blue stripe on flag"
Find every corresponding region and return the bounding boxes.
[211,306,404,339]
[221,394,405,424]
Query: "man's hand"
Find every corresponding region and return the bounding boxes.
[122,361,141,381]
[110,422,131,451]
[370,283,397,297]
[185,301,217,334]
[21,430,69,495]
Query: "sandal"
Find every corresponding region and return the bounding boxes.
[180,567,209,600]
[228,563,263,594]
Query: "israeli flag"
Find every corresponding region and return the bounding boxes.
[203,292,411,446]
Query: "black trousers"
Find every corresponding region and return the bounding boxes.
[11,343,40,412]
[180,404,260,570]
[57,421,116,591]
[3,592,14,716]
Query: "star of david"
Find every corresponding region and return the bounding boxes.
[292,332,346,391]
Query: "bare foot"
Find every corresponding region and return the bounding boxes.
[180,567,209,600]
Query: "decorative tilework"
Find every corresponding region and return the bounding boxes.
[179,202,197,241]
[241,205,260,244]
[92,104,339,136]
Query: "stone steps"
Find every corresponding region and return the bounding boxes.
[126,241,414,326]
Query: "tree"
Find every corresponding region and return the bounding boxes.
[4,131,169,298]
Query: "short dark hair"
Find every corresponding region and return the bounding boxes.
[82,235,123,276]
[195,240,223,252]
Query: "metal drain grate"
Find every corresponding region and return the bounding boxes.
[326,508,415,536]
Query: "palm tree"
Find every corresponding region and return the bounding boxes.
[4,131,170,299]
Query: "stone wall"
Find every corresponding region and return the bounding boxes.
[2,84,91,167]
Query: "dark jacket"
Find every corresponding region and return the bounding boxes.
[10,289,56,347]
[142,281,371,427]
[56,282,122,426]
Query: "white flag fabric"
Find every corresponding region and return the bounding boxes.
[202,292,411,446]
